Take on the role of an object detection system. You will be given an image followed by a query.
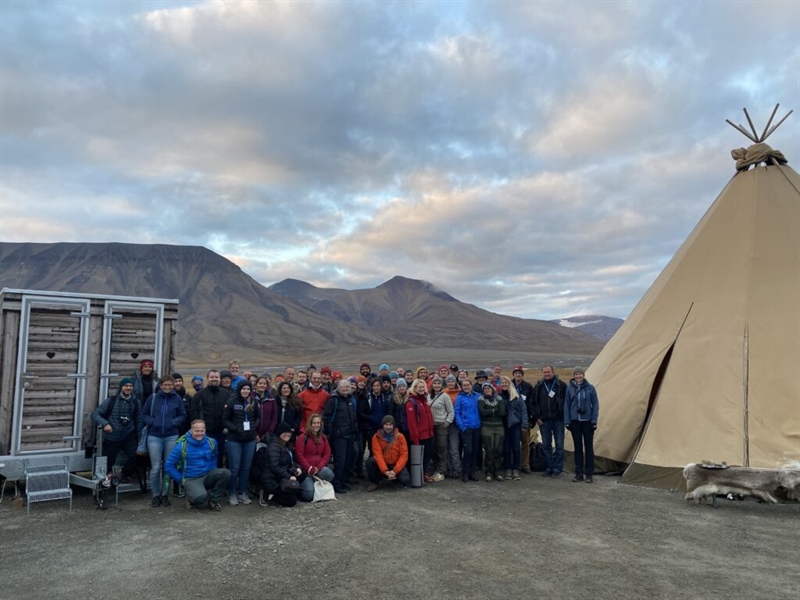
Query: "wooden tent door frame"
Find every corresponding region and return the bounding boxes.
[10,295,91,455]
[98,300,165,405]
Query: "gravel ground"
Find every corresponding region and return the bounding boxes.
[1,473,798,600]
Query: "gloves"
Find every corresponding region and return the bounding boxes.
[592,424,597,430]
[565,423,571,430]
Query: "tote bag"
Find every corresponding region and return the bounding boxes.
[312,476,336,502]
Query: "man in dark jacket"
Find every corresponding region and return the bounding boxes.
[323,380,359,494]
[91,377,143,482]
[529,365,568,477]
[190,370,228,467]
[512,366,536,473]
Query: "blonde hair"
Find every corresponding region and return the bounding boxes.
[409,378,428,395]
[500,376,519,401]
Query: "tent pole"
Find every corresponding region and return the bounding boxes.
[743,325,750,467]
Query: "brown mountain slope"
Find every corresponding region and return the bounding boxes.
[270,276,604,354]
[0,242,398,362]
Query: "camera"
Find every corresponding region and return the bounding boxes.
[119,416,130,425]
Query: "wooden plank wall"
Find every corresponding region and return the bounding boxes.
[0,309,21,454]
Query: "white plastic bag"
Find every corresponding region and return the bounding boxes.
[312,476,336,502]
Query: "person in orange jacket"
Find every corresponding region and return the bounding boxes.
[366,415,410,491]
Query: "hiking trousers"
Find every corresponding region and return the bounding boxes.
[185,468,232,506]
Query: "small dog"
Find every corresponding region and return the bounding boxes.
[683,463,800,505]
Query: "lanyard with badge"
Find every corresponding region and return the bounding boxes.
[242,401,251,431]
[545,380,556,399]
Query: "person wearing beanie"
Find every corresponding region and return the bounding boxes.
[222,380,260,505]
[479,381,506,482]
[530,365,568,478]
[320,367,334,393]
[389,378,410,439]
[565,367,599,483]
[260,420,304,507]
[191,375,204,393]
[171,373,191,438]
[389,371,400,387]
[378,364,390,376]
[219,369,234,391]
[133,358,158,404]
[359,363,372,378]
[366,414,410,491]
[437,365,450,380]
[91,377,143,484]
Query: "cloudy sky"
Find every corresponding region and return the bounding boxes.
[1,1,798,320]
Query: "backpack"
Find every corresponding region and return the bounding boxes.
[175,434,216,473]
[531,442,548,472]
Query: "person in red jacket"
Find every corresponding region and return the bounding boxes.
[298,371,330,432]
[406,378,436,484]
[295,414,334,501]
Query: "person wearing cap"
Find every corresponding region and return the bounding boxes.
[479,382,507,482]
[133,359,158,404]
[190,376,204,394]
[565,367,599,483]
[474,370,489,390]
[443,374,462,478]
[320,366,334,393]
[366,415,410,492]
[91,377,143,483]
[511,366,536,474]
[530,365,568,478]
[260,421,304,507]
[454,378,482,482]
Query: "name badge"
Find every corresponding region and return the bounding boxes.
[548,390,555,398]
[243,422,251,431]
[520,394,527,401]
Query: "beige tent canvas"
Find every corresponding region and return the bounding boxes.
[581,107,800,490]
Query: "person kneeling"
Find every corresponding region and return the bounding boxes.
[366,415,410,492]
[165,419,231,511]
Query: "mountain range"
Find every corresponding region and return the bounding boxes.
[549,315,624,341]
[0,242,605,363]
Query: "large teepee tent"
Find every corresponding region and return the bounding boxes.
[586,106,800,489]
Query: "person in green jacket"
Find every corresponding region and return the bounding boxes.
[479,382,506,482]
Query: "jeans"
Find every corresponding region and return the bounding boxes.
[299,466,334,502]
[147,434,178,497]
[503,424,522,470]
[331,435,355,489]
[540,419,565,474]
[570,420,595,477]
[459,427,481,478]
[226,439,256,495]
[185,468,231,505]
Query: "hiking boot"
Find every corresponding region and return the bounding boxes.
[366,483,379,492]
[161,495,171,507]
[431,472,445,482]
[551,471,562,478]
[423,474,434,484]
[333,485,348,494]
[521,467,532,474]
[512,470,521,480]
[572,474,584,482]
[485,475,493,483]
[209,500,222,511]
[495,475,505,482]
[540,471,552,478]
[228,495,239,506]
[259,490,269,507]
[151,496,161,508]
[468,474,479,482]
[505,470,512,480]
[585,476,594,483]
[237,492,252,505]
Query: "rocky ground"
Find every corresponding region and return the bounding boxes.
[1,471,798,600]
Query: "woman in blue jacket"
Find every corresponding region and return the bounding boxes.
[143,375,186,507]
[564,367,599,483]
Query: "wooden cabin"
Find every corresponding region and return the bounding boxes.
[0,289,178,479]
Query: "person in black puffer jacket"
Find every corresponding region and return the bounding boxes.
[323,380,359,494]
[190,370,228,467]
[260,422,303,507]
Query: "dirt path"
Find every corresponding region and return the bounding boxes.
[1,474,798,600]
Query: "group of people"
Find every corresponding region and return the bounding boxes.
[91,360,599,511]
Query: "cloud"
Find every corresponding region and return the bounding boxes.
[1,0,798,320]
